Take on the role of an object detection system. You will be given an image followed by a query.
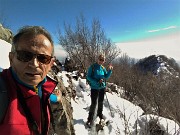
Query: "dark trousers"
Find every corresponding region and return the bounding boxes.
[87,88,105,122]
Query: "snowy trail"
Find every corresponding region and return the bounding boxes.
[62,73,180,135]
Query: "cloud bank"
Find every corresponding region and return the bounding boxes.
[54,45,68,62]
[116,32,180,62]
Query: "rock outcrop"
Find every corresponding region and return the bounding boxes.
[48,69,75,135]
[0,24,13,43]
[136,55,179,77]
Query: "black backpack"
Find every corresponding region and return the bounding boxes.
[86,64,95,85]
[0,74,9,123]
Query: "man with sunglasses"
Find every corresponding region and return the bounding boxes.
[0,26,58,135]
[86,54,113,128]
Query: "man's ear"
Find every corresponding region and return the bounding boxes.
[50,58,55,67]
[9,52,14,65]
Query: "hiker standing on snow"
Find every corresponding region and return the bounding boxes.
[0,26,58,135]
[86,54,113,127]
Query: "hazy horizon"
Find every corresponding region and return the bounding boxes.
[54,32,180,65]
[116,32,180,62]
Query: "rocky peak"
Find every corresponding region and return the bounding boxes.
[136,55,179,77]
[0,24,13,43]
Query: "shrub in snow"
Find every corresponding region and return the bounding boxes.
[131,114,180,135]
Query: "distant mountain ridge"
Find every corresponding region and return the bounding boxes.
[136,55,179,77]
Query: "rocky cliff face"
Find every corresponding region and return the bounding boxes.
[0,24,13,43]
[48,69,75,135]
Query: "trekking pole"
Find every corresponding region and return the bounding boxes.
[105,92,114,117]
[104,78,114,118]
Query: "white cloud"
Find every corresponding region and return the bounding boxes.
[54,45,68,61]
[148,29,161,33]
[116,32,180,62]
[147,25,177,33]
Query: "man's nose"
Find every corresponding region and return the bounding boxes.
[29,56,40,67]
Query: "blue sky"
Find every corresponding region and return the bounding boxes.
[0,0,180,44]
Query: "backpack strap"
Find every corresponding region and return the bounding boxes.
[91,63,106,78]
[47,102,56,134]
[0,73,9,123]
[15,83,41,135]
[91,63,95,77]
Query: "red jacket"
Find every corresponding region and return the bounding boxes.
[0,68,57,135]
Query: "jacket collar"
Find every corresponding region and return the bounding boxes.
[10,67,46,90]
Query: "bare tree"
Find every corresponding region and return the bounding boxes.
[58,14,121,72]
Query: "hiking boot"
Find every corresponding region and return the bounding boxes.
[86,120,93,128]
[98,114,105,120]
[99,118,106,128]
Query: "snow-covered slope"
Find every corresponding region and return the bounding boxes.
[0,39,11,69]
[58,71,180,135]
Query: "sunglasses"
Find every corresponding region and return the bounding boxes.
[16,50,53,64]
[99,59,105,62]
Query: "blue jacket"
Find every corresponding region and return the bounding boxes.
[87,63,112,90]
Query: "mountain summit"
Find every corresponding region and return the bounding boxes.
[136,55,179,77]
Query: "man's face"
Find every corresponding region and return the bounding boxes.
[9,34,54,86]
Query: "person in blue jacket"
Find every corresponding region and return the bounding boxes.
[86,54,113,127]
